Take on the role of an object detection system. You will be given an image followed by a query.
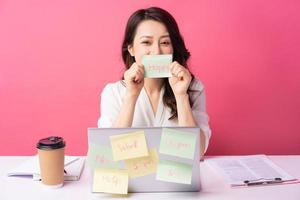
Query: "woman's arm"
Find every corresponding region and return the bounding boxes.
[175,93,206,159]
[169,62,209,158]
[112,94,138,127]
[112,63,144,127]
[169,61,197,126]
[175,94,196,126]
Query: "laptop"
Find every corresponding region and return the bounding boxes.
[87,127,201,192]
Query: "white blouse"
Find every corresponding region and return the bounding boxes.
[98,79,211,152]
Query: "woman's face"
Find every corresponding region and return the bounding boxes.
[128,20,173,65]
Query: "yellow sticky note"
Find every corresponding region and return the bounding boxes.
[125,148,159,178]
[93,168,128,194]
[110,131,149,161]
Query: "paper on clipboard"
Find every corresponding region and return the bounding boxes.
[206,155,299,187]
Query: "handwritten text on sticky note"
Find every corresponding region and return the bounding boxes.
[110,131,149,161]
[159,128,196,159]
[124,148,159,178]
[93,168,128,194]
[156,160,193,185]
[87,144,120,169]
[142,54,172,78]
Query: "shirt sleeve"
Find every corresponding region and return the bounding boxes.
[190,82,212,153]
[97,83,121,128]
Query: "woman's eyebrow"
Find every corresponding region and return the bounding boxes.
[160,34,170,38]
[139,35,153,39]
[139,34,170,39]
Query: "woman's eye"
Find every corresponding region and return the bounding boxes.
[141,41,150,45]
[161,41,170,45]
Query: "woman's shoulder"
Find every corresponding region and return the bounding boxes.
[101,80,126,97]
[189,78,205,92]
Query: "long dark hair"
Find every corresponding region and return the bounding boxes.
[121,7,194,120]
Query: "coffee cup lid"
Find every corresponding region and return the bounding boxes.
[37,136,65,150]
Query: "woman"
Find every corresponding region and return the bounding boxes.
[98,7,211,155]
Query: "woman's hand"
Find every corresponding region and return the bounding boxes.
[124,62,145,98]
[168,61,192,97]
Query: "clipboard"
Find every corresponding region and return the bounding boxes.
[206,155,299,187]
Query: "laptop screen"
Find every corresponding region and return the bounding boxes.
[87,127,201,192]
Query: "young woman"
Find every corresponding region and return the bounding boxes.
[98,7,211,155]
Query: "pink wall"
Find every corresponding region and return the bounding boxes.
[1,1,299,155]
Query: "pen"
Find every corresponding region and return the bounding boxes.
[244,178,283,186]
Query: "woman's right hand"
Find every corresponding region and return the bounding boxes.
[124,62,145,98]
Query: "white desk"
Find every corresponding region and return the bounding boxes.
[1,156,300,200]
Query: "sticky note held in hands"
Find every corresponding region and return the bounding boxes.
[110,131,149,161]
[159,128,197,159]
[124,148,159,178]
[142,54,173,78]
[87,144,120,169]
[156,160,193,185]
[93,168,128,194]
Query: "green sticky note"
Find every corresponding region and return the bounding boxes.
[159,128,196,159]
[142,54,172,78]
[87,144,120,169]
[156,160,192,184]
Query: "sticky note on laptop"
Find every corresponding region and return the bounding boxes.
[87,144,120,169]
[142,54,172,78]
[124,148,159,178]
[159,128,196,159]
[110,131,149,161]
[156,160,193,184]
[93,168,128,194]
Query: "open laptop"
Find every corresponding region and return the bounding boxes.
[87,127,201,192]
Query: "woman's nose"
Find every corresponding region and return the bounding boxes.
[150,43,162,55]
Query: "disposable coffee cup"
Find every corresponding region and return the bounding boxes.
[37,136,65,188]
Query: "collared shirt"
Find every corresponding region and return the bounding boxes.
[98,79,211,152]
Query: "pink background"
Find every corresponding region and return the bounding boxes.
[1,1,299,155]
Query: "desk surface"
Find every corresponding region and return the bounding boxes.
[1,156,300,200]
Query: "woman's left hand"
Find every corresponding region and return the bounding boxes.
[168,61,192,96]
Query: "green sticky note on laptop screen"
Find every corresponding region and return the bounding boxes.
[156,160,193,185]
[142,54,173,78]
[87,144,120,169]
[159,128,197,159]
